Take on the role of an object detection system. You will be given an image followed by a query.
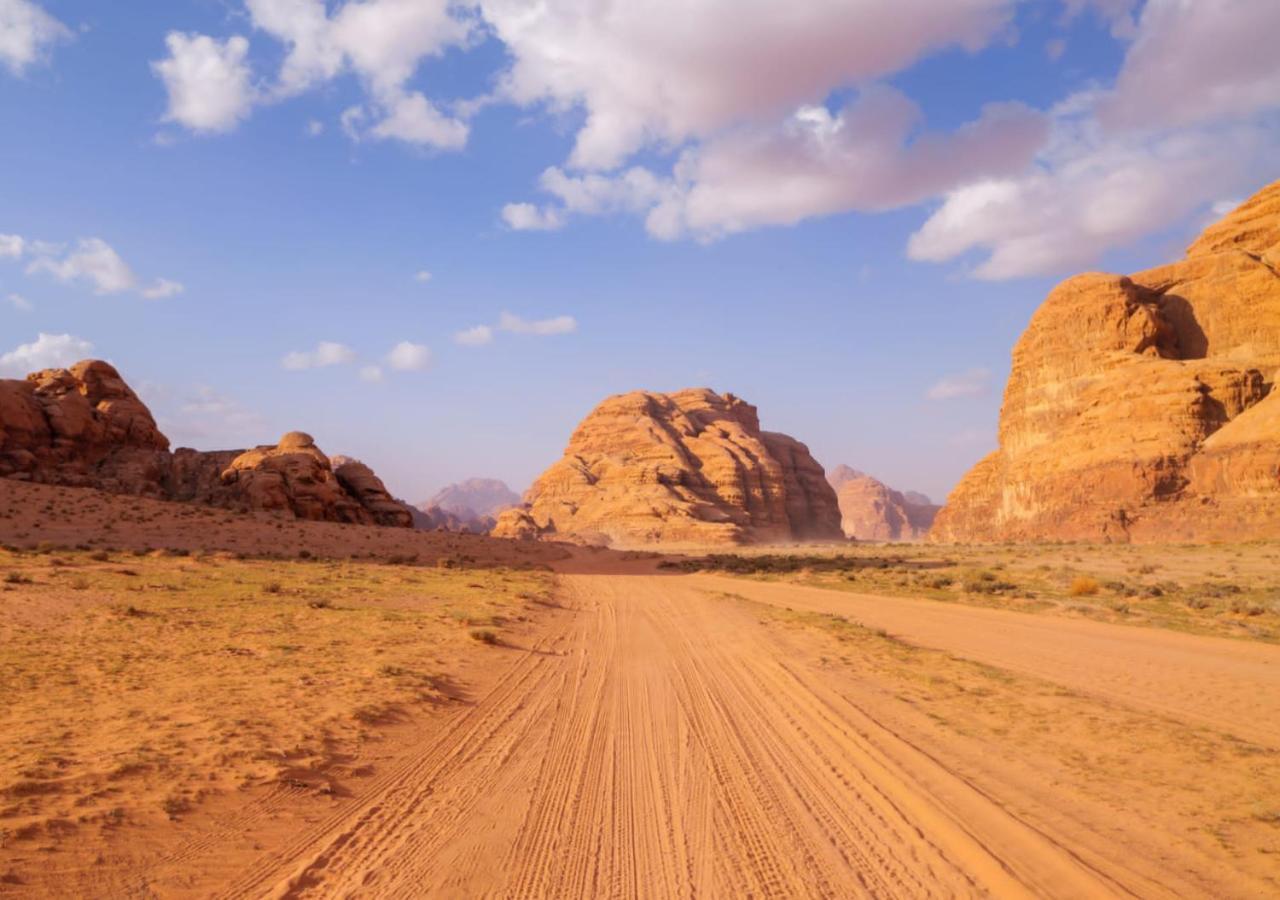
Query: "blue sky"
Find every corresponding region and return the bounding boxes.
[2,0,1277,504]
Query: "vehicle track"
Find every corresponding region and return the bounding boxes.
[217,573,1161,898]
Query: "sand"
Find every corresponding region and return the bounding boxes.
[1,480,1278,896]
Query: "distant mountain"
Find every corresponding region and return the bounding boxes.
[826,465,938,542]
[422,478,520,518]
[414,478,520,533]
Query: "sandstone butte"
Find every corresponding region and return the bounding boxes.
[932,178,1280,542]
[414,477,521,533]
[0,359,412,527]
[827,464,939,541]
[492,388,843,546]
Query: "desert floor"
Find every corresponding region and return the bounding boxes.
[2,482,1279,897]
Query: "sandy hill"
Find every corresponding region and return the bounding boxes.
[493,388,843,546]
[932,179,1280,542]
[0,359,412,527]
[827,465,939,541]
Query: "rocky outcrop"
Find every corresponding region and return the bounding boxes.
[492,388,843,546]
[412,504,496,534]
[827,465,938,541]
[0,360,172,495]
[0,361,412,528]
[932,179,1280,542]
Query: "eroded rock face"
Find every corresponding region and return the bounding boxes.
[0,360,171,495]
[932,179,1280,542]
[0,361,412,528]
[827,465,938,541]
[492,388,843,546]
[422,478,519,520]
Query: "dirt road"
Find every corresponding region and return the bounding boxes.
[210,571,1279,898]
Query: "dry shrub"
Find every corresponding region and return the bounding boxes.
[1069,576,1100,597]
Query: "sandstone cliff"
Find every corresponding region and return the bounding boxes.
[492,388,843,546]
[0,360,412,527]
[827,465,938,541]
[932,179,1280,542]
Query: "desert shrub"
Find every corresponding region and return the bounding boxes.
[262,582,283,595]
[1068,576,1100,597]
[1185,596,1210,610]
[468,628,499,645]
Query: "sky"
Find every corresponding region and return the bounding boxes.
[1,0,1278,506]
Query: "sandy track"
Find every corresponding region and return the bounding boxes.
[700,575,1280,748]
[214,573,1187,899]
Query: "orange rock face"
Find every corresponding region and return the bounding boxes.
[827,465,938,541]
[492,388,843,546]
[0,360,412,528]
[932,180,1280,542]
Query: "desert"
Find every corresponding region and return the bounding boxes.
[5,4,1280,897]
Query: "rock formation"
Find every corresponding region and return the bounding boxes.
[0,360,412,527]
[932,179,1280,542]
[414,478,518,532]
[0,360,172,496]
[422,478,519,519]
[492,388,843,546]
[827,465,939,541]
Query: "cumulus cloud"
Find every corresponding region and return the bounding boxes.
[152,33,256,133]
[501,202,565,232]
[498,311,576,336]
[453,325,493,347]
[927,368,991,400]
[0,332,93,376]
[6,292,31,311]
[281,341,356,370]
[1098,0,1280,131]
[142,278,185,300]
[26,238,137,294]
[0,233,24,257]
[0,0,71,75]
[158,0,472,149]
[506,90,1047,240]
[12,235,183,299]
[482,0,1017,171]
[907,96,1271,279]
[386,340,431,370]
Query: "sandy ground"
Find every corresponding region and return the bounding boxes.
[2,481,1278,897]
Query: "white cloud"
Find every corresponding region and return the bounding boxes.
[927,368,991,400]
[0,0,71,75]
[0,332,93,377]
[414,269,432,282]
[386,340,431,371]
[6,292,31,311]
[482,0,1018,171]
[453,324,493,346]
[907,101,1270,279]
[306,118,324,136]
[159,385,267,447]
[506,90,1046,240]
[366,89,468,149]
[1098,0,1280,131]
[158,0,473,148]
[498,311,576,336]
[0,233,24,257]
[27,238,137,294]
[141,278,185,300]
[152,33,256,133]
[281,340,356,370]
[501,202,565,232]
[359,364,384,383]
